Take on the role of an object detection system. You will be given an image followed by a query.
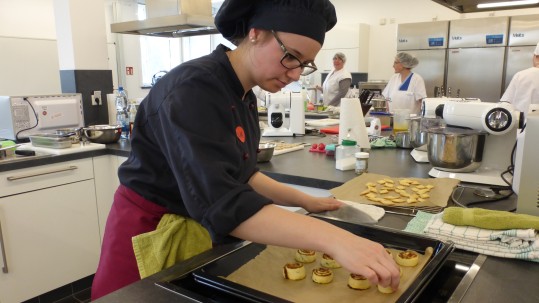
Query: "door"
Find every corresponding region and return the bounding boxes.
[446,47,506,102]
[504,46,536,91]
[0,180,101,303]
[406,49,447,98]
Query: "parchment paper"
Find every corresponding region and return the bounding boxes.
[226,245,433,303]
[329,173,460,208]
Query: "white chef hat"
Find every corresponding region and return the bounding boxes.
[534,42,539,56]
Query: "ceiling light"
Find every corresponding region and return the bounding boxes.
[477,0,539,8]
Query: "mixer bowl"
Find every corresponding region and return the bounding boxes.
[82,125,122,144]
[427,127,487,173]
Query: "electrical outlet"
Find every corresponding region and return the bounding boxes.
[92,91,101,106]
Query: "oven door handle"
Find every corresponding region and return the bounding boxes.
[6,165,78,181]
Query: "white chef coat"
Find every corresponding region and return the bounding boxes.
[322,68,352,106]
[382,73,427,114]
[500,67,539,114]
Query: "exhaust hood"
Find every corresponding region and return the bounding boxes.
[431,0,539,13]
[111,0,219,38]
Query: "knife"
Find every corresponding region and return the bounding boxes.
[313,204,378,225]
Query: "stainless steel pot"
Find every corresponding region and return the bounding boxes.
[409,117,445,151]
[395,131,413,149]
[371,98,387,112]
[427,127,487,173]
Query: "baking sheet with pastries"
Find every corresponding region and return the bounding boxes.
[329,173,460,208]
[226,245,433,303]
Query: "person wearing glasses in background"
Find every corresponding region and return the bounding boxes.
[382,52,427,115]
[91,0,400,299]
[316,52,352,107]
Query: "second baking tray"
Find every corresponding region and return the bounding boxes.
[158,216,454,303]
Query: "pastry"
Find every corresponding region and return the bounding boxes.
[311,267,334,284]
[283,262,306,280]
[396,250,419,267]
[377,284,395,294]
[347,274,371,290]
[295,249,316,263]
[320,253,341,269]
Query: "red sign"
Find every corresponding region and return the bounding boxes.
[126,67,134,75]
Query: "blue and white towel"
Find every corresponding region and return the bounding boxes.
[404,211,539,262]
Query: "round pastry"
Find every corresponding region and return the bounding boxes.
[311,267,334,284]
[295,249,316,263]
[283,262,306,281]
[320,253,341,269]
[377,284,395,294]
[347,273,371,290]
[396,250,419,267]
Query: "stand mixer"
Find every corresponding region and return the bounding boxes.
[262,92,305,137]
[428,100,522,186]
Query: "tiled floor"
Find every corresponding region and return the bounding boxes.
[22,275,93,303]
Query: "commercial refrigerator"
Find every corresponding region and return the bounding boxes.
[446,17,509,102]
[397,21,449,97]
[504,14,539,91]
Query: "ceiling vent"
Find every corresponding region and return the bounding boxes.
[111,0,219,38]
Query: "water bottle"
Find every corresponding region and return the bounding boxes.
[128,100,137,138]
[115,87,129,139]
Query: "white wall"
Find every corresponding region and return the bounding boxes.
[2,0,539,98]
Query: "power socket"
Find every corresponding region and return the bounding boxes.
[92,91,101,106]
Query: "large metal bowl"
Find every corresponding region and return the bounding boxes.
[427,127,487,173]
[82,125,122,144]
[410,117,445,151]
[257,142,276,163]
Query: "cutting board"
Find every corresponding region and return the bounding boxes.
[18,142,106,155]
[305,118,340,127]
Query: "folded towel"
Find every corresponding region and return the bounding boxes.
[370,137,396,149]
[404,211,539,262]
[132,214,212,279]
[443,207,539,230]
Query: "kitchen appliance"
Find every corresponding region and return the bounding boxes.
[446,17,509,102]
[512,109,539,216]
[397,21,448,98]
[262,92,304,137]
[110,0,218,38]
[504,14,539,91]
[428,100,521,186]
[0,94,84,142]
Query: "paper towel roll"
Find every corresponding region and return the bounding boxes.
[338,98,370,149]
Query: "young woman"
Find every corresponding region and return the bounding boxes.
[91,0,400,299]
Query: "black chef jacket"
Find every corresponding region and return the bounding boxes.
[118,45,272,244]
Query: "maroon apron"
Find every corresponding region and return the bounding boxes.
[91,185,168,300]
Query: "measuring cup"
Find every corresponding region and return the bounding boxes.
[392,109,411,134]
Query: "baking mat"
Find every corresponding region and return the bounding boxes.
[226,245,433,303]
[330,173,460,209]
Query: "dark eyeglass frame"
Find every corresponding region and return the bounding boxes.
[271,30,317,76]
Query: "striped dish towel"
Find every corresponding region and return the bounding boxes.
[404,211,539,262]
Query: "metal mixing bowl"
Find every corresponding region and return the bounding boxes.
[427,127,487,173]
[82,125,122,144]
[409,117,445,151]
[257,142,276,163]
[395,131,413,149]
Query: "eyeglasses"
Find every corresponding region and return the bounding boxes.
[271,30,317,76]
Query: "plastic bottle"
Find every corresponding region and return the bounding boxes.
[128,100,137,138]
[335,139,358,171]
[115,86,129,139]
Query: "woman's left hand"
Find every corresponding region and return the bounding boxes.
[301,196,343,213]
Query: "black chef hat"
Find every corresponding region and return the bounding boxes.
[214,0,337,46]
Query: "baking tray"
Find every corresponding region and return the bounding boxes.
[29,133,72,149]
[158,216,454,303]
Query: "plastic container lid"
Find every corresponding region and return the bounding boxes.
[355,152,369,159]
[341,139,357,146]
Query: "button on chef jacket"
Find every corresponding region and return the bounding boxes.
[118,45,272,244]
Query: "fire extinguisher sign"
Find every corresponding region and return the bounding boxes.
[126,67,134,75]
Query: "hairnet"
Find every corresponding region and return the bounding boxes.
[334,52,346,63]
[534,42,539,56]
[214,0,337,46]
[396,52,419,69]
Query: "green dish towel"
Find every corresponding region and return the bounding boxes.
[443,207,539,230]
[370,137,396,149]
[132,214,212,279]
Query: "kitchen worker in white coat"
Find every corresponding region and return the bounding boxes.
[382,52,427,115]
[316,52,352,106]
[500,42,539,117]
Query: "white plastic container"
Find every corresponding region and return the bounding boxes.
[336,139,358,171]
